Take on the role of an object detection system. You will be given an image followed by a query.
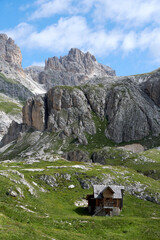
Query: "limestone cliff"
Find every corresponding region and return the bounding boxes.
[24,66,44,83]
[0,33,46,95]
[0,34,22,65]
[21,79,160,144]
[0,33,46,140]
[37,48,116,90]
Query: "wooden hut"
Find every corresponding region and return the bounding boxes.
[86,185,124,216]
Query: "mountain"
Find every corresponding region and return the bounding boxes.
[8,78,159,145]
[29,48,116,90]
[0,34,46,139]
[0,34,117,139]
[0,34,46,95]
[2,34,160,147]
[24,65,44,83]
[0,35,160,240]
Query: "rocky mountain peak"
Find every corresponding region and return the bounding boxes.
[67,48,96,63]
[0,33,22,65]
[41,48,116,89]
[44,48,115,76]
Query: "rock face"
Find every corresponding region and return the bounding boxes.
[22,95,46,131]
[0,33,46,95]
[0,33,46,143]
[0,110,22,142]
[22,79,160,144]
[45,48,115,76]
[24,66,44,83]
[2,34,160,146]
[105,78,160,143]
[23,87,96,145]
[138,68,160,107]
[0,73,33,100]
[0,121,29,147]
[0,34,22,65]
[63,150,91,163]
[38,48,116,90]
[0,33,25,80]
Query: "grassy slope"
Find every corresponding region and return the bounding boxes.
[0,72,18,85]
[0,158,159,240]
[0,93,22,115]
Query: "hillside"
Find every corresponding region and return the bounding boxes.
[0,134,160,239]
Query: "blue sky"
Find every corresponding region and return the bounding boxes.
[1,0,160,76]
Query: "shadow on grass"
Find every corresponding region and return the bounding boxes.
[74,207,91,216]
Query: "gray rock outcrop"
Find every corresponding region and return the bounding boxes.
[105,78,160,143]
[138,68,160,107]
[0,33,46,143]
[37,48,116,90]
[0,120,29,147]
[0,73,33,100]
[24,66,44,83]
[0,33,22,65]
[21,79,160,144]
[2,34,160,146]
[63,150,91,163]
[23,86,96,145]
[0,33,46,95]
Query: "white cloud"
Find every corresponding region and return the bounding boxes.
[86,29,123,56]
[138,28,160,58]
[30,0,73,20]
[121,28,160,62]
[93,0,160,27]
[3,16,124,58]
[29,0,160,28]
[27,16,90,51]
[3,23,35,46]
[121,32,137,52]
[3,13,160,64]
[31,61,45,66]
[19,4,31,11]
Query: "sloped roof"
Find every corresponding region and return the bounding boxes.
[93,185,124,199]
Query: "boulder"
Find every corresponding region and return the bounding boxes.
[0,121,29,147]
[63,150,91,163]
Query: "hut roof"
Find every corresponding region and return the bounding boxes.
[93,185,124,199]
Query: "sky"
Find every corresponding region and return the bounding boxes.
[1,0,160,76]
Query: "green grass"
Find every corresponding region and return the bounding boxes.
[91,147,160,180]
[0,159,159,240]
[0,122,160,239]
[62,113,116,155]
[86,113,116,149]
[0,72,18,85]
[0,101,22,114]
